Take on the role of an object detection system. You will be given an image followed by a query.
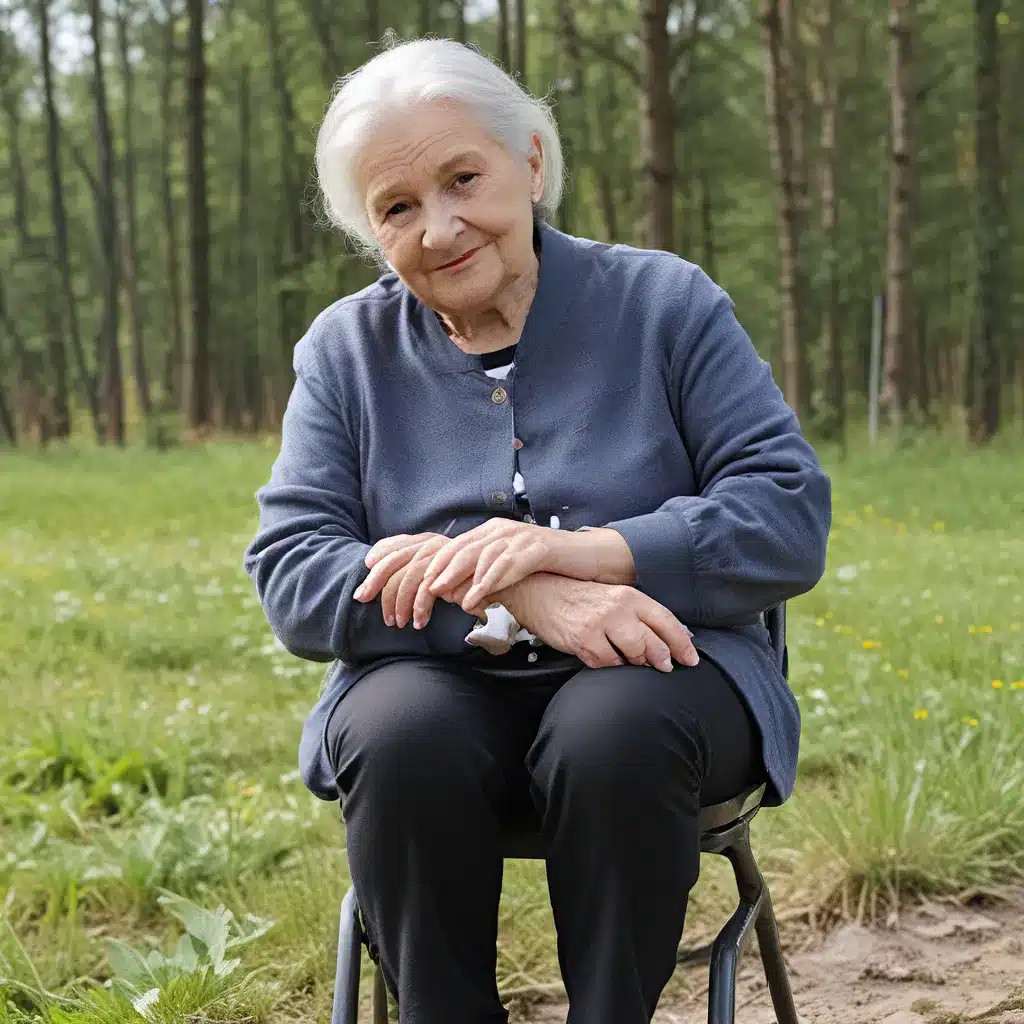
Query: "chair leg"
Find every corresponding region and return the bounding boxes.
[706,894,760,1024]
[754,890,799,1024]
[332,887,363,1024]
[728,833,799,1024]
[373,962,390,1024]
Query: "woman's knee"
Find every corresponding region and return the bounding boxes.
[326,661,491,795]
[526,665,706,796]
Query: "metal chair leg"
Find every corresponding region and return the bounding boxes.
[706,892,761,1024]
[725,829,799,1024]
[373,962,389,1024]
[332,887,363,1024]
[755,890,799,1024]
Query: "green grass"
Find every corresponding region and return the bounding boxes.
[0,435,1022,1021]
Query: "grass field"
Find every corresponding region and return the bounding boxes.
[0,435,1022,1023]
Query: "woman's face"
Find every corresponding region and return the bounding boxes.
[359,102,543,318]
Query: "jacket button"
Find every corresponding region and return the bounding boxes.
[512,438,523,450]
[490,386,508,404]
[491,491,508,505]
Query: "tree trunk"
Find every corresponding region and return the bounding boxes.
[300,0,339,88]
[0,357,15,444]
[969,0,1004,443]
[880,0,915,433]
[557,0,592,236]
[47,308,70,440]
[0,270,26,442]
[455,0,467,42]
[265,0,308,394]
[814,0,844,439]
[366,0,379,44]
[160,0,185,408]
[185,0,212,428]
[117,0,151,422]
[699,166,716,279]
[88,0,125,445]
[497,0,510,67]
[779,0,811,262]
[0,50,31,251]
[38,0,101,439]
[639,0,674,252]
[760,0,809,417]
[515,0,527,81]
[237,61,263,431]
[594,61,620,241]
[418,0,430,35]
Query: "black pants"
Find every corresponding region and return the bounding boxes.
[327,654,763,1024]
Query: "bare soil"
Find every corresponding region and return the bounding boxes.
[516,889,1024,1024]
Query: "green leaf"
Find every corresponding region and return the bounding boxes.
[156,892,231,967]
[105,939,154,988]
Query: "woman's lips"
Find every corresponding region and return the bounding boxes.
[437,247,480,271]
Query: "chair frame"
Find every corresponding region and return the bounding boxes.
[332,604,798,1024]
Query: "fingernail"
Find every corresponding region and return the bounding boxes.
[413,618,423,630]
[684,650,699,667]
[659,658,673,672]
[353,586,366,600]
[384,614,394,627]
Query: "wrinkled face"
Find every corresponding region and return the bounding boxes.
[358,101,543,317]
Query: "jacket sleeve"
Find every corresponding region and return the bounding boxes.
[242,338,479,664]
[604,267,832,627]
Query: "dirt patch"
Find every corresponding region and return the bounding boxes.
[515,889,1024,1024]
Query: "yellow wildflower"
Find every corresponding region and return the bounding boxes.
[913,709,929,720]
[933,521,945,532]
[963,717,979,727]
[1011,681,1023,690]
[991,680,1003,689]
[862,640,881,649]
[897,669,909,679]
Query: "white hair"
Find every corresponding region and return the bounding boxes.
[315,36,564,254]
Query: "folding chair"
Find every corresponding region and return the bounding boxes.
[332,603,798,1024]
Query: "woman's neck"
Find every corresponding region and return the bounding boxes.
[438,255,539,355]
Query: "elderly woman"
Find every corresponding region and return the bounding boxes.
[244,36,830,1024]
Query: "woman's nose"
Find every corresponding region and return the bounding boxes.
[420,200,460,252]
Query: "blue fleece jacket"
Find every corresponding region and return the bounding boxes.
[243,223,832,806]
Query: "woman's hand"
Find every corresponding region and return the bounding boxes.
[418,518,556,619]
[495,572,699,672]
[355,533,453,628]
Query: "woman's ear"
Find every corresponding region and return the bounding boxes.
[528,132,544,204]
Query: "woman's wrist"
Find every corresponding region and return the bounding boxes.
[545,527,637,586]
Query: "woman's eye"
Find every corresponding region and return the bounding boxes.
[385,202,409,218]
[454,173,478,187]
